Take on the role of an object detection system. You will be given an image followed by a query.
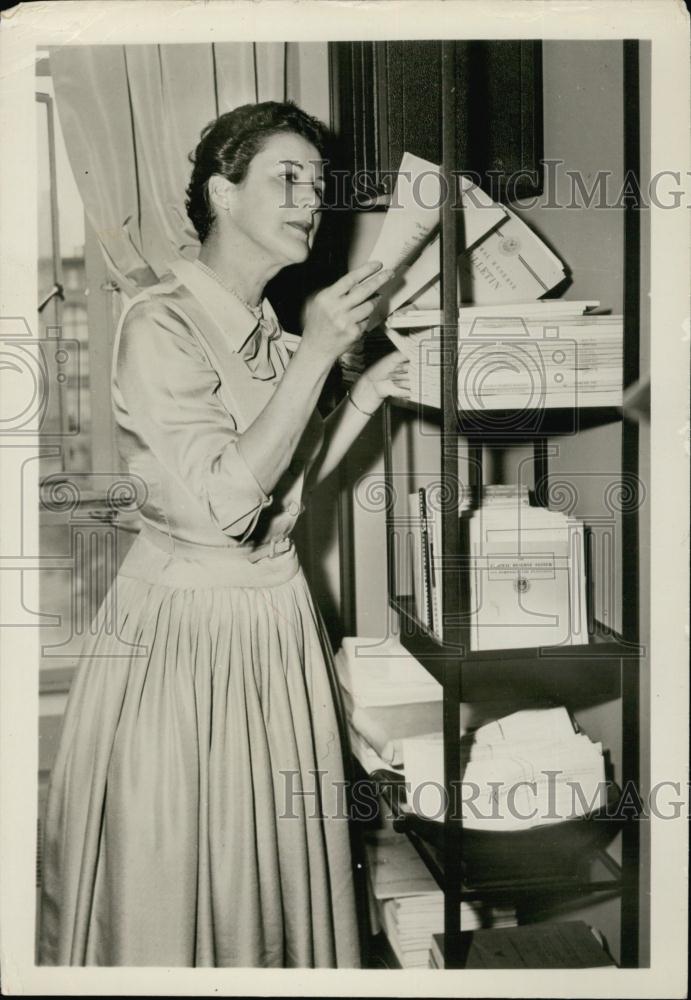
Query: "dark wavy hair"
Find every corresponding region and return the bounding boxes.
[185,101,330,243]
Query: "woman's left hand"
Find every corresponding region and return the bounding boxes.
[350,351,411,413]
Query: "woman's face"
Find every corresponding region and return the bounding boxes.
[227,131,324,269]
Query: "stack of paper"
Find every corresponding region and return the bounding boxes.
[367,831,516,968]
[402,706,607,830]
[386,306,624,411]
[335,638,518,769]
[334,637,442,769]
[334,637,443,706]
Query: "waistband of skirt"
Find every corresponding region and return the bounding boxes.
[118,524,300,589]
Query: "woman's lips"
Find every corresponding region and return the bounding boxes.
[286,221,312,239]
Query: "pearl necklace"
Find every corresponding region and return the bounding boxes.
[195,258,263,319]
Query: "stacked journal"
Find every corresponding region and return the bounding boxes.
[466,490,588,650]
[366,830,516,968]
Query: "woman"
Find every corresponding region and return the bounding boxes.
[38,101,408,968]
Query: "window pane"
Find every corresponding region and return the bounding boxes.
[37,68,90,476]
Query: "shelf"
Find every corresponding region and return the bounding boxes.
[387,395,623,438]
[371,770,625,901]
[391,594,629,702]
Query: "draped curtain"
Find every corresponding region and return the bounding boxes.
[49,43,328,297]
[47,41,341,637]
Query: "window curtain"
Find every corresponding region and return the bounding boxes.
[50,43,325,297]
[48,42,340,635]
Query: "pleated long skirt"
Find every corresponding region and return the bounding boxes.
[38,529,362,968]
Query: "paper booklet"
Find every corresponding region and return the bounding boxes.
[413,205,567,308]
[361,151,567,326]
[363,152,506,328]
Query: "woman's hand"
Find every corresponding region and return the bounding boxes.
[350,351,411,415]
[300,260,394,366]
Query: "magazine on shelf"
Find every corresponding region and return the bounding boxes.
[413,204,567,309]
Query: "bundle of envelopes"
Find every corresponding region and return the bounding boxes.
[402,706,607,831]
[366,829,516,968]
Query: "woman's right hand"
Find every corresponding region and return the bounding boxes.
[300,260,394,365]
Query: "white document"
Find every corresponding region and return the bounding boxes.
[413,205,566,308]
[334,636,442,707]
[382,177,507,317]
[365,832,440,899]
[367,152,443,273]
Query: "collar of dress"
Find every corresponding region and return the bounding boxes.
[166,257,281,355]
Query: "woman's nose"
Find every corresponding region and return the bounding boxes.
[295,183,321,211]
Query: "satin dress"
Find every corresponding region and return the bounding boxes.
[38,258,361,968]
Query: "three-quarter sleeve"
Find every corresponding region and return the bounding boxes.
[114,298,271,540]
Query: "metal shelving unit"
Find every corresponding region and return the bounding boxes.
[377,40,642,970]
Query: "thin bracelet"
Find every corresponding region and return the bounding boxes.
[346,389,377,417]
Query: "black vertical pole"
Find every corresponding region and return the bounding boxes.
[533,437,549,507]
[441,39,465,970]
[620,37,641,969]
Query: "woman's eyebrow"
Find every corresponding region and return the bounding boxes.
[279,158,325,179]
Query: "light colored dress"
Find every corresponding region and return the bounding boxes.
[38,259,362,968]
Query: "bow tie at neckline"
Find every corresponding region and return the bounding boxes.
[239,315,281,381]
[190,259,280,381]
